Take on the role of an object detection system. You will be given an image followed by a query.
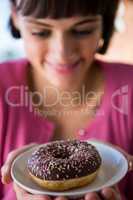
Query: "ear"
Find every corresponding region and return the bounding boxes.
[11,4,20,30]
[98,38,104,49]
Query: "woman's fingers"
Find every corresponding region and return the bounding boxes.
[1,143,37,184]
[54,196,68,200]
[127,155,133,171]
[13,184,121,200]
[14,183,52,200]
[13,183,27,199]
[85,192,101,200]
[101,187,121,200]
[85,186,121,200]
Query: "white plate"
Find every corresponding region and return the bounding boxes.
[11,141,128,198]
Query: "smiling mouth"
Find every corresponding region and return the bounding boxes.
[45,59,82,74]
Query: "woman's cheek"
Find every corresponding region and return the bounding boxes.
[80,34,100,54]
[80,42,97,62]
[24,38,47,62]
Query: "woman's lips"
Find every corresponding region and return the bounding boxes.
[45,59,81,74]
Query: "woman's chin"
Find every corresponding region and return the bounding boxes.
[43,66,84,91]
[49,79,75,91]
[44,71,79,91]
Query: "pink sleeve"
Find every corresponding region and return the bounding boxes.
[0,96,4,199]
[0,92,12,200]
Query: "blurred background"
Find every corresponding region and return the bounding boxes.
[0,0,133,64]
[104,0,133,64]
[0,0,25,62]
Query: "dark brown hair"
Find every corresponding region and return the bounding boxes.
[9,0,119,54]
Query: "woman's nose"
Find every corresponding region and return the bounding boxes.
[48,33,78,63]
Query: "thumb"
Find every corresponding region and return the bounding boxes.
[1,143,37,184]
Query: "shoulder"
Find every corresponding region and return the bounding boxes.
[98,60,133,145]
[0,58,28,92]
[97,59,133,85]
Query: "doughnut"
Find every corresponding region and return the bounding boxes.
[27,140,102,191]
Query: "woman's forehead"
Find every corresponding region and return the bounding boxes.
[20,15,102,28]
[22,15,102,23]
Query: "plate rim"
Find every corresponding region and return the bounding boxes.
[11,140,128,197]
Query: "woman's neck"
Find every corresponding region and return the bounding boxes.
[27,62,104,112]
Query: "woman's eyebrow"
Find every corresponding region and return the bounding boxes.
[24,19,53,28]
[74,17,99,26]
[23,16,100,28]
[74,17,101,27]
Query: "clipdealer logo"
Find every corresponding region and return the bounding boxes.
[111,85,128,115]
[5,85,129,115]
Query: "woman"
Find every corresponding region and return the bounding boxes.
[0,0,133,200]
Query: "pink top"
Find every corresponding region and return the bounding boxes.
[0,59,133,200]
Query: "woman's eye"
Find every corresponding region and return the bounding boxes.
[31,30,51,38]
[71,29,95,37]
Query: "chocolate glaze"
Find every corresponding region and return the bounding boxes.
[28,140,102,181]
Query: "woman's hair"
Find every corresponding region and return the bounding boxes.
[9,0,119,54]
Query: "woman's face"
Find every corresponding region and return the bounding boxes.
[14,14,102,90]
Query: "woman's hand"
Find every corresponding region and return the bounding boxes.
[84,186,121,200]
[1,143,37,184]
[13,184,67,200]
[14,184,120,200]
[13,184,51,200]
